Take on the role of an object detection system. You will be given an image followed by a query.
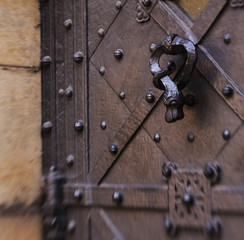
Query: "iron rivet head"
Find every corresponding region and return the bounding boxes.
[185,94,196,107]
[99,66,106,75]
[165,218,173,233]
[41,56,52,67]
[74,189,83,201]
[187,132,195,142]
[50,165,57,172]
[65,154,74,167]
[145,92,155,103]
[115,1,122,10]
[64,19,72,29]
[154,133,161,142]
[67,220,76,233]
[74,120,84,132]
[222,129,231,140]
[114,49,123,59]
[222,85,233,97]
[73,51,84,63]
[65,87,73,98]
[182,192,194,207]
[58,89,65,97]
[150,43,156,52]
[100,121,107,130]
[162,165,172,178]
[109,144,118,154]
[204,166,215,179]
[119,91,125,100]
[42,121,53,132]
[206,221,215,236]
[223,34,231,44]
[112,191,123,203]
[142,0,152,7]
[98,28,105,37]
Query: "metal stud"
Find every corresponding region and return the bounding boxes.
[150,43,156,52]
[74,120,84,132]
[154,133,161,142]
[185,94,196,107]
[73,51,84,63]
[109,144,118,154]
[64,19,72,29]
[162,165,172,178]
[165,218,174,234]
[99,66,106,75]
[67,220,76,233]
[145,92,155,103]
[73,189,83,201]
[182,192,194,207]
[119,91,125,100]
[203,162,221,184]
[142,0,152,7]
[222,85,233,97]
[100,121,107,130]
[65,154,74,167]
[187,132,195,142]
[114,49,123,59]
[112,191,123,203]
[115,1,122,10]
[41,56,52,67]
[98,28,105,37]
[65,87,73,98]
[223,34,231,44]
[205,219,222,237]
[58,89,65,97]
[50,165,57,172]
[42,121,53,132]
[222,129,231,140]
[203,166,215,179]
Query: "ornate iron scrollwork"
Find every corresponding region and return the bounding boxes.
[150,34,197,123]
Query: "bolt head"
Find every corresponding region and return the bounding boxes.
[222,85,233,97]
[41,56,52,67]
[42,121,53,132]
[162,165,172,178]
[67,220,76,233]
[73,51,84,63]
[182,192,194,207]
[58,89,65,97]
[142,0,152,7]
[65,154,74,167]
[112,191,123,203]
[165,218,173,233]
[114,49,123,59]
[64,19,72,29]
[145,92,155,103]
[119,91,125,99]
[100,121,107,130]
[150,43,156,52]
[73,189,83,201]
[109,144,118,154]
[74,120,84,131]
[115,1,122,10]
[154,133,161,142]
[222,129,231,140]
[98,28,105,37]
[206,221,215,236]
[50,165,57,172]
[65,87,73,97]
[204,166,215,179]
[99,66,106,75]
[187,132,195,142]
[223,34,231,44]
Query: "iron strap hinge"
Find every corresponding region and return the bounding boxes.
[42,167,67,240]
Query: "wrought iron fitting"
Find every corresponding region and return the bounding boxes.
[42,121,53,133]
[98,28,105,37]
[119,91,125,99]
[73,189,83,201]
[74,120,84,132]
[142,0,152,7]
[65,87,73,98]
[65,154,74,167]
[112,191,123,204]
[222,129,231,140]
[99,66,106,75]
[203,162,221,185]
[222,85,233,97]
[73,51,84,63]
[154,133,161,142]
[114,49,123,59]
[41,56,52,67]
[145,92,155,103]
[64,19,72,29]
[115,1,123,10]
[109,144,118,154]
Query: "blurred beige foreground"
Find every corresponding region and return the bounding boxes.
[0,0,42,239]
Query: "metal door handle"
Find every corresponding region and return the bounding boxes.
[150,34,197,123]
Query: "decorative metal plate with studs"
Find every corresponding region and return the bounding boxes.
[169,169,211,229]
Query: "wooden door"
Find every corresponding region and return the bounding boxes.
[41,0,244,239]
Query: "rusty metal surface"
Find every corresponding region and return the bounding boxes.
[41,0,244,239]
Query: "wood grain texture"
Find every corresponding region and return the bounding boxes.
[0,0,40,67]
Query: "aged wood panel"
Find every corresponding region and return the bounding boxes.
[0,0,40,67]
